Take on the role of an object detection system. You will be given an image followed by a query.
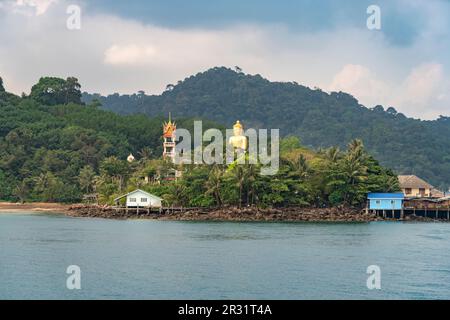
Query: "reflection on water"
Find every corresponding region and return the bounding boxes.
[1,212,450,299]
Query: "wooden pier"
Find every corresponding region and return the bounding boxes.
[370,207,450,220]
[112,206,206,215]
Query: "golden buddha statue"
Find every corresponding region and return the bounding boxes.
[229,120,248,151]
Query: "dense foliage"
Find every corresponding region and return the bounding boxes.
[0,76,398,206]
[0,78,217,203]
[31,77,83,106]
[83,67,450,190]
[106,137,399,208]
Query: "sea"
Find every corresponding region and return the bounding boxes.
[1,212,450,299]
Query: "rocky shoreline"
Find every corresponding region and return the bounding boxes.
[66,205,437,222]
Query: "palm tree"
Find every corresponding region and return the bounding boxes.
[14,181,29,204]
[205,165,223,206]
[243,163,259,206]
[163,183,187,206]
[34,172,52,192]
[288,154,309,180]
[347,139,365,162]
[231,165,245,208]
[100,156,130,192]
[325,139,370,206]
[78,165,95,193]
[138,147,153,161]
[339,140,368,205]
[324,146,341,163]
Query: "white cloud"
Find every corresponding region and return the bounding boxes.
[396,63,443,104]
[1,0,58,16]
[104,44,157,66]
[0,0,449,120]
[329,64,390,106]
[390,63,450,119]
[328,63,450,119]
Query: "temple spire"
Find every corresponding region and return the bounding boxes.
[163,113,176,162]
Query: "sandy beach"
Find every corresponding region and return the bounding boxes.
[0,202,70,213]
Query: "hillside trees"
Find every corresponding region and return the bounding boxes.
[0,75,400,207]
[30,77,82,105]
[83,67,450,189]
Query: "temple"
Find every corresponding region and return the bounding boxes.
[162,113,176,162]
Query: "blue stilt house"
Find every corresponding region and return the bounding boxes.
[367,193,404,210]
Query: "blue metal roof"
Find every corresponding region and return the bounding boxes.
[367,193,404,199]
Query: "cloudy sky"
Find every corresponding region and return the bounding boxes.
[0,0,449,119]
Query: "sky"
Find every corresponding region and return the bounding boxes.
[0,0,449,120]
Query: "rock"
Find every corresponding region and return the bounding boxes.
[65,205,404,222]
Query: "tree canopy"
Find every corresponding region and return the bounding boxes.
[83,67,450,190]
[0,76,399,206]
[30,77,82,106]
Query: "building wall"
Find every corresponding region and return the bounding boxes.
[126,191,162,207]
[402,188,431,197]
[369,199,403,210]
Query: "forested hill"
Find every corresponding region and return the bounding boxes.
[0,76,398,206]
[0,77,220,202]
[83,67,450,189]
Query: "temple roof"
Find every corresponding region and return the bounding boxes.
[163,113,176,137]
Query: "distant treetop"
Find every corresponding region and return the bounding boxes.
[30,76,82,106]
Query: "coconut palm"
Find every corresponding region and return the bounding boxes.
[138,147,153,161]
[288,154,310,180]
[78,165,95,193]
[205,165,223,206]
[14,181,29,204]
[324,146,341,163]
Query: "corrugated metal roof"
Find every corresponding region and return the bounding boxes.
[367,193,405,199]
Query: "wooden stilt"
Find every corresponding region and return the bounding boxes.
[401,209,404,220]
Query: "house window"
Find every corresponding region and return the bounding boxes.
[141,198,148,202]
[129,198,136,203]
[405,188,412,195]
[419,188,425,196]
[376,200,381,205]
[391,200,395,204]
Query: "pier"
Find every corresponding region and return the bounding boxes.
[112,206,207,215]
[369,208,450,220]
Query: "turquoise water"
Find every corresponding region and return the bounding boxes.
[1,212,450,300]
